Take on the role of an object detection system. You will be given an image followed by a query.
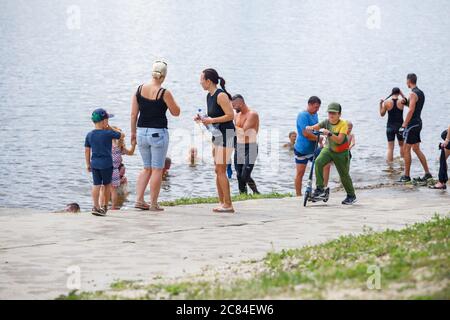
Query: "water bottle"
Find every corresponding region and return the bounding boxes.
[197,108,222,138]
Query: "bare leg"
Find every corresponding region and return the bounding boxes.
[412,143,430,174]
[398,140,404,159]
[216,164,232,208]
[99,186,105,207]
[92,185,101,208]
[295,163,307,196]
[136,168,151,203]
[387,141,395,163]
[103,184,112,208]
[149,168,163,205]
[213,146,225,204]
[216,170,225,204]
[403,144,413,177]
[111,187,118,209]
[214,146,234,209]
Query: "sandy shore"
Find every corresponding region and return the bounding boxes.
[0,186,448,300]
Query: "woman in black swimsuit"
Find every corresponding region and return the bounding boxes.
[380,87,406,163]
[197,68,236,213]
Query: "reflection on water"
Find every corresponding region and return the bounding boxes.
[1,0,449,210]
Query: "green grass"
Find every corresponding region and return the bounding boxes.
[159,192,293,207]
[57,215,450,300]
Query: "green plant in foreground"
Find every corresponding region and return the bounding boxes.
[58,214,450,300]
[159,192,293,207]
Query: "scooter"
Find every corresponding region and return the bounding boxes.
[303,130,329,207]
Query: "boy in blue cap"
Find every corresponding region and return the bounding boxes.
[85,108,124,216]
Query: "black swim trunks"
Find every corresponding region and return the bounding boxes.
[386,122,404,142]
[403,123,422,145]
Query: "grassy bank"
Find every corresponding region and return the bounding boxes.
[159,192,293,207]
[58,215,449,300]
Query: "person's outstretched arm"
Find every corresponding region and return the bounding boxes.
[130,93,139,146]
[123,142,136,156]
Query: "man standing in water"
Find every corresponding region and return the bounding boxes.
[398,73,432,183]
[231,94,260,194]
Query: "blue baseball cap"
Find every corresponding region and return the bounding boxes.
[91,108,114,123]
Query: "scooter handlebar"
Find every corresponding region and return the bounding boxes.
[312,130,326,136]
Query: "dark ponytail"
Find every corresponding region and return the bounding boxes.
[203,68,232,100]
[218,76,232,100]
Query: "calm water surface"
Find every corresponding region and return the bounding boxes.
[1,0,449,210]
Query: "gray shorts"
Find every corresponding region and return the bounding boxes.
[137,127,169,169]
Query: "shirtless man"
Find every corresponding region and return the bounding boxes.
[231,94,260,194]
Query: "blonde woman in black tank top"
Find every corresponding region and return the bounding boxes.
[131,60,181,211]
[196,68,236,213]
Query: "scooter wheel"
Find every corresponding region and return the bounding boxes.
[303,191,310,207]
[323,198,329,203]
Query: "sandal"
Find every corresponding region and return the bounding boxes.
[213,207,235,213]
[91,207,106,217]
[213,203,225,212]
[429,184,447,190]
[149,203,164,212]
[135,201,150,211]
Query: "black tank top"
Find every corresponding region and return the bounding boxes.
[387,99,403,125]
[207,89,235,132]
[136,85,168,129]
[410,87,425,126]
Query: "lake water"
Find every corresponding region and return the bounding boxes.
[1,0,449,210]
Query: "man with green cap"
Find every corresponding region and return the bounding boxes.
[306,102,356,205]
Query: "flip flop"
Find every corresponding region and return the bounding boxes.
[149,203,164,212]
[212,203,225,212]
[429,184,447,190]
[213,207,235,213]
[135,202,150,210]
[91,207,106,217]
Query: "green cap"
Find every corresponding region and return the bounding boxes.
[327,102,342,113]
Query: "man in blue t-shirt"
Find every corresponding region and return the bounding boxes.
[85,108,123,216]
[294,96,330,196]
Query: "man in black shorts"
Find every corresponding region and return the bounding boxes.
[398,73,432,183]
